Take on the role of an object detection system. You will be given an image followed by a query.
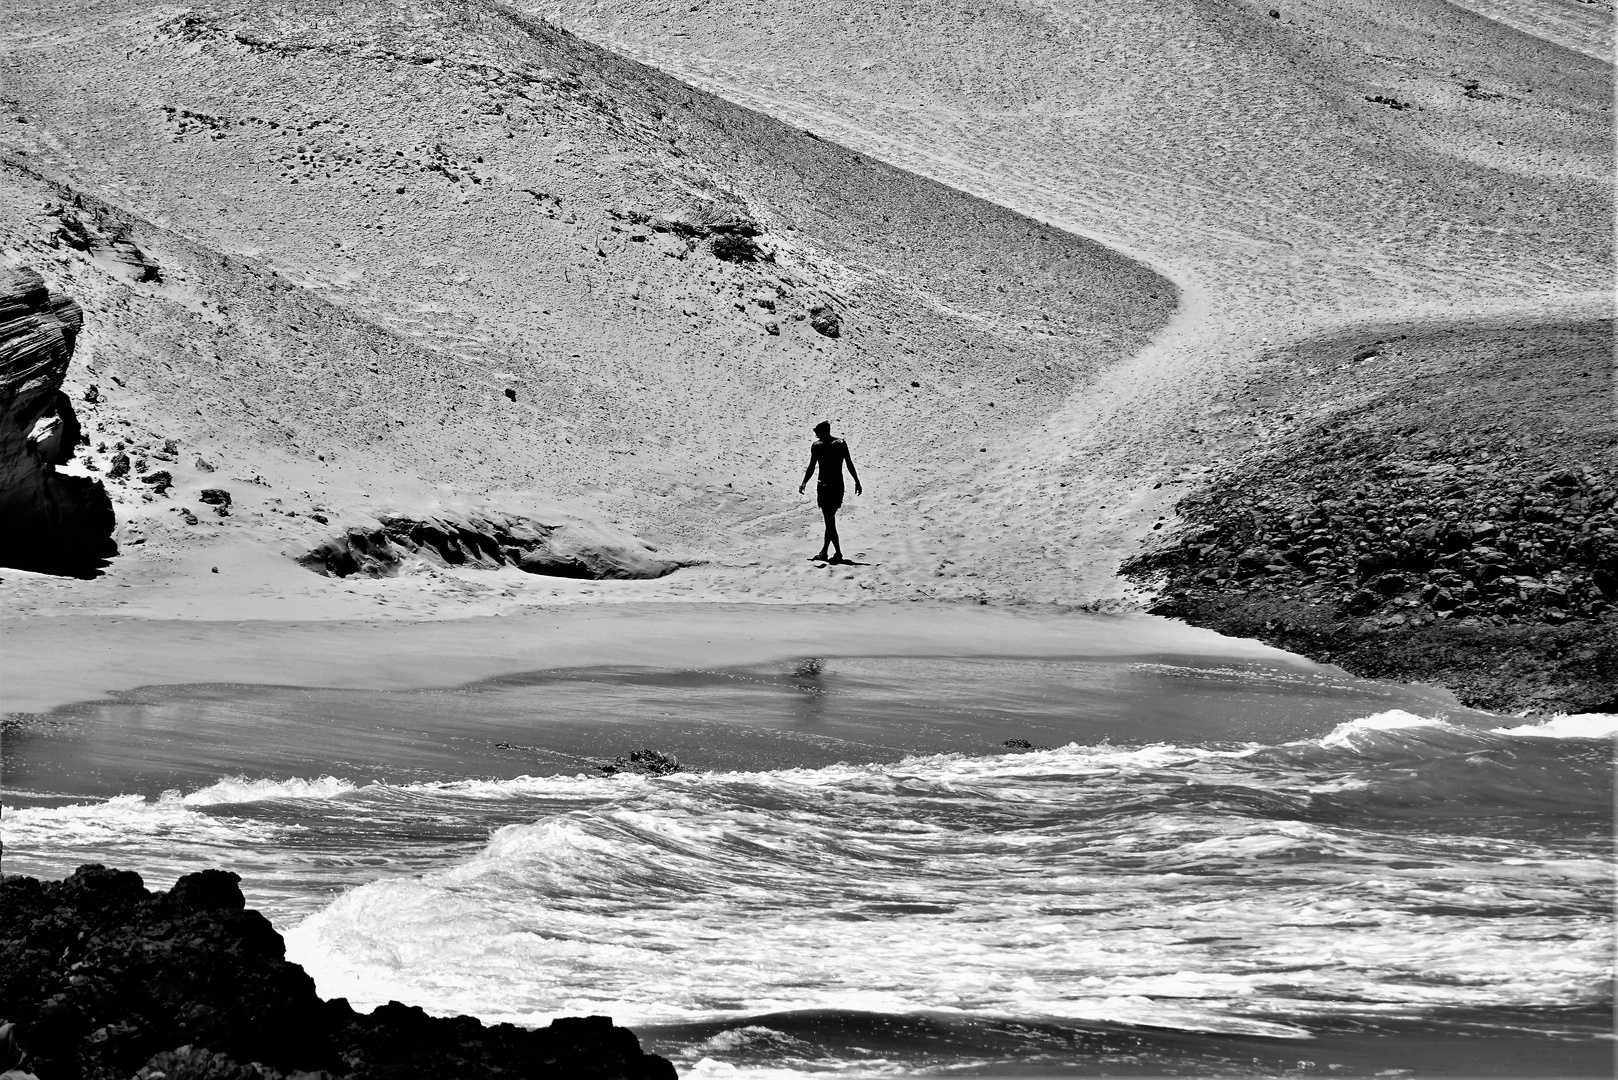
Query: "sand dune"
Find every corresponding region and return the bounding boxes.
[1,0,1172,618]
[0,0,1611,626]
[534,0,1614,596]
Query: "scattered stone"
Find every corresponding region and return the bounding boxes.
[179,507,199,525]
[198,488,232,507]
[764,320,780,335]
[83,383,100,403]
[598,748,681,776]
[1124,430,1617,712]
[107,452,131,478]
[140,470,174,495]
[195,456,216,472]
[808,304,841,338]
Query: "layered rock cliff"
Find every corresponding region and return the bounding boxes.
[0,265,115,575]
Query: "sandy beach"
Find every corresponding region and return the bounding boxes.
[1,0,1612,1076]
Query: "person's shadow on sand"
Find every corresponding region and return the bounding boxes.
[809,555,872,566]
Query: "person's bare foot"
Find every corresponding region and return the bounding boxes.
[809,553,829,562]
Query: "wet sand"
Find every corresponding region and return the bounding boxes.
[0,602,1320,716]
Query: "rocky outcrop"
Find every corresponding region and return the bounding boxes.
[1125,429,1618,714]
[597,749,682,776]
[0,865,677,1080]
[0,265,116,575]
[298,511,683,580]
[1124,317,1617,715]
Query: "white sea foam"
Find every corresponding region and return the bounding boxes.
[1491,713,1618,739]
[182,774,359,804]
[2,793,289,845]
[279,731,1612,1041]
[7,708,1609,1059]
[1317,709,1457,751]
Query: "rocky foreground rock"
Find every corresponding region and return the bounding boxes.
[0,265,116,575]
[0,865,676,1080]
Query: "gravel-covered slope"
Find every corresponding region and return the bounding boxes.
[1124,318,1617,715]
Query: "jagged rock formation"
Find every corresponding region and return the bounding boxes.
[0,865,677,1080]
[298,511,683,579]
[0,266,115,575]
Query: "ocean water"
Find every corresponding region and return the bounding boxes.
[3,646,1613,1077]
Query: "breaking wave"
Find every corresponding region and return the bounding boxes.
[7,704,1611,1074]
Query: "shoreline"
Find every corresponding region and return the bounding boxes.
[0,601,1318,717]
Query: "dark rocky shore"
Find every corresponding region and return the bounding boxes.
[0,865,676,1080]
[1125,318,1617,715]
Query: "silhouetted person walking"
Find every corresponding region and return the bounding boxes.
[799,420,861,562]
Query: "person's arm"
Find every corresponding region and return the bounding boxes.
[845,443,862,496]
[799,445,818,493]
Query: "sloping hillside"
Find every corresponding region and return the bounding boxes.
[0,0,1173,615]
[532,0,1614,592]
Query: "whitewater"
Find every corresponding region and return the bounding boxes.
[3,651,1613,1076]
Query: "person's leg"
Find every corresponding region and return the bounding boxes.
[826,508,842,560]
[816,507,835,559]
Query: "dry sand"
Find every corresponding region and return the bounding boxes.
[0,0,1611,704]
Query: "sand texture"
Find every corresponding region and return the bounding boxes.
[0,0,1612,704]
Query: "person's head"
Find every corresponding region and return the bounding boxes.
[813,420,832,440]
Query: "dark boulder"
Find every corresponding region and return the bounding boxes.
[300,512,682,581]
[1368,572,1408,596]
[710,233,765,263]
[1356,550,1397,577]
[808,305,841,338]
[0,865,677,1080]
[599,748,681,776]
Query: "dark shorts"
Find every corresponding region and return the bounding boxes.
[817,482,844,510]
